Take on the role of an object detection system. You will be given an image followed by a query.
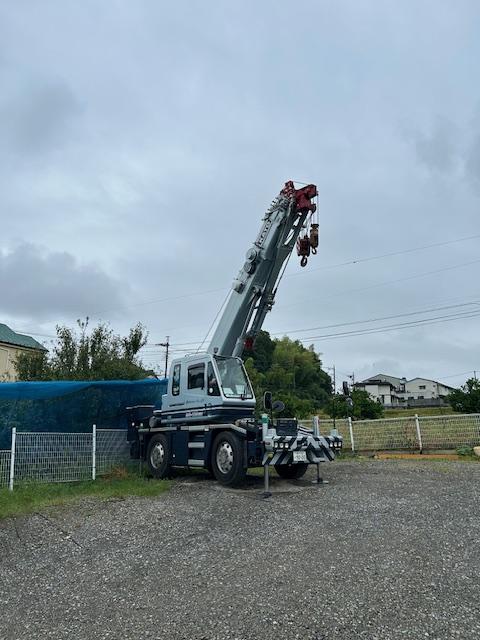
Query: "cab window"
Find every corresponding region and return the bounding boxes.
[207,362,220,396]
[188,363,205,390]
[172,364,181,396]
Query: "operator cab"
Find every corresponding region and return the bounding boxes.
[156,353,256,426]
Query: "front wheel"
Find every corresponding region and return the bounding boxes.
[211,431,247,487]
[146,434,171,479]
[275,463,309,480]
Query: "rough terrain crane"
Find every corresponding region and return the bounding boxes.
[128,181,342,486]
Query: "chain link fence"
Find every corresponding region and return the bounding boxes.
[1,428,130,490]
[300,413,480,453]
[0,449,10,488]
[419,414,480,450]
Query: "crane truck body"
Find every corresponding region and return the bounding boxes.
[128,181,342,485]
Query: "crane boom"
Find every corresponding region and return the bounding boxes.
[207,181,318,358]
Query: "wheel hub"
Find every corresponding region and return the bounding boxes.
[150,442,165,469]
[216,441,234,474]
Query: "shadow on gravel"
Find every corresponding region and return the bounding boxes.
[171,467,326,497]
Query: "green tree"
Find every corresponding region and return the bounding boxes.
[243,333,331,418]
[448,378,480,413]
[15,319,149,381]
[243,330,275,373]
[326,389,384,420]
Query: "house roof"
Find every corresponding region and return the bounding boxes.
[0,323,47,352]
[357,373,405,387]
[407,377,456,390]
[356,373,456,391]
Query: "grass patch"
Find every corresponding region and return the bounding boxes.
[0,467,170,520]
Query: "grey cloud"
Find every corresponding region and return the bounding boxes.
[0,244,127,320]
[409,118,458,173]
[465,133,480,190]
[0,1,479,381]
[0,80,82,155]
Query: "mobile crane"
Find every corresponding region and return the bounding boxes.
[128,181,342,486]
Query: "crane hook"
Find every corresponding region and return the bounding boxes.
[310,223,319,255]
[296,235,311,267]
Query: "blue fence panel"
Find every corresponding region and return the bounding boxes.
[0,378,167,449]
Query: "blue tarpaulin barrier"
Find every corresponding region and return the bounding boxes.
[0,379,167,449]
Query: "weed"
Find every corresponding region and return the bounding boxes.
[0,467,169,520]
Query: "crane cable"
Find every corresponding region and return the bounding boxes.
[195,289,231,353]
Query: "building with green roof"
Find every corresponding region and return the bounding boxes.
[0,323,47,381]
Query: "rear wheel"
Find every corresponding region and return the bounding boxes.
[211,431,247,486]
[275,463,308,480]
[146,434,171,479]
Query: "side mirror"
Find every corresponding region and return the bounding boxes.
[272,400,285,413]
[263,391,273,411]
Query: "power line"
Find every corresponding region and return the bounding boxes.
[434,370,477,380]
[11,329,56,339]
[284,233,480,278]
[276,257,480,311]
[294,308,480,343]
[146,297,480,349]
[91,286,228,317]
[272,300,480,336]
[88,233,480,317]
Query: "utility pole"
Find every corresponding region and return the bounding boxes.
[326,365,336,430]
[156,336,170,379]
[332,365,336,430]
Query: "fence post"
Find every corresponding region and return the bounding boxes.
[348,417,355,453]
[9,427,16,492]
[92,424,97,480]
[415,414,423,453]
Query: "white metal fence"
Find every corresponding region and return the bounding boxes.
[1,427,130,490]
[2,414,479,490]
[300,413,480,453]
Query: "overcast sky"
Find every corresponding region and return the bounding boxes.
[1,1,479,387]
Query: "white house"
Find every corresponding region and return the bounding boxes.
[404,378,455,402]
[354,373,455,408]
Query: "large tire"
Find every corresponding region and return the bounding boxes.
[146,434,171,479]
[211,431,247,487]
[275,463,308,480]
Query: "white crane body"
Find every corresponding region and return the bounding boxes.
[128,182,342,486]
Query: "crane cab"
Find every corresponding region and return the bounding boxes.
[155,353,256,427]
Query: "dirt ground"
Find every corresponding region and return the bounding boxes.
[1,460,479,640]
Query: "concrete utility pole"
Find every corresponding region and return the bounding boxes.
[156,336,170,379]
[326,365,337,430]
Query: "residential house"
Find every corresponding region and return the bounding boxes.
[354,374,406,407]
[354,373,455,408]
[0,323,47,381]
[403,377,455,406]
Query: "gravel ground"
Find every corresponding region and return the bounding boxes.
[1,460,479,640]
